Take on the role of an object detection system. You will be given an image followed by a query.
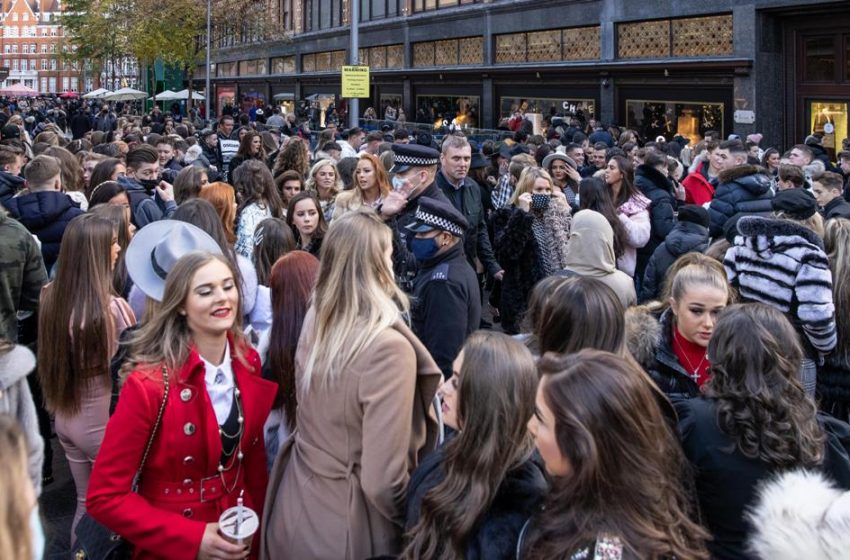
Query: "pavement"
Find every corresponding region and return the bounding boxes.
[39,435,75,559]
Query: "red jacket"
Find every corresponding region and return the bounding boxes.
[681,161,716,206]
[87,337,277,559]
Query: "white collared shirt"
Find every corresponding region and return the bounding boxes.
[201,343,235,425]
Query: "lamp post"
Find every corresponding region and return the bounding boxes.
[205,0,212,124]
[348,0,358,129]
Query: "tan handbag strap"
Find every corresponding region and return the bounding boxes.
[131,365,170,492]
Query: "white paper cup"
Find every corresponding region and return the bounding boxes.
[218,505,259,547]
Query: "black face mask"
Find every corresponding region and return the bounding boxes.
[138,178,160,191]
[531,193,551,211]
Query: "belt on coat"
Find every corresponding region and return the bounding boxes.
[142,469,241,504]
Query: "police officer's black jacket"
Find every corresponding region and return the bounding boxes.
[435,170,501,278]
[411,242,481,378]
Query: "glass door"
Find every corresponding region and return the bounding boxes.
[809,100,848,158]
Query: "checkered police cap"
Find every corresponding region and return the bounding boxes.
[413,205,466,236]
[393,152,439,167]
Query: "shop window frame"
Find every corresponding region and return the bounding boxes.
[624,98,726,143]
[800,34,837,83]
[414,93,481,128]
[499,96,596,122]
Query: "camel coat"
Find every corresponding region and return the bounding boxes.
[261,309,442,560]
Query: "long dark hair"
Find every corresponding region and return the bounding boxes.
[235,130,265,160]
[89,204,131,297]
[286,191,328,244]
[252,218,296,286]
[272,137,310,179]
[38,214,116,414]
[524,350,710,559]
[267,251,319,420]
[233,160,284,218]
[705,303,825,467]
[88,180,126,208]
[534,277,626,356]
[88,158,124,198]
[608,155,639,207]
[402,332,538,559]
[579,177,628,259]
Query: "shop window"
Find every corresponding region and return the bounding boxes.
[380,94,402,120]
[809,101,848,155]
[304,0,344,32]
[271,56,295,74]
[618,14,732,59]
[216,62,238,77]
[415,95,479,129]
[238,58,267,76]
[413,0,476,12]
[845,35,850,81]
[413,37,481,67]
[359,0,400,21]
[804,36,835,82]
[500,97,596,125]
[625,100,724,144]
[495,27,600,64]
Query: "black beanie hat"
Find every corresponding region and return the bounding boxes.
[676,204,710,228]
[771,188,818,220]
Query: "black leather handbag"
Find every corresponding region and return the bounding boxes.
[71,366,170,560]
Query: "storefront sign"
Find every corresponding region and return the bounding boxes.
[342,66,370,98]
[734,110,755,124]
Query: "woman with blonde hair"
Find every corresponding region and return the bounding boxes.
[0,415,41,560]
[200,181,238,245]
[305,158,343,222]
[490,166,572,334]
[818,218,850,419]
[37,214,135,540]
[648,255,731,398]
[262,209,442,559]
[333,153,391,219]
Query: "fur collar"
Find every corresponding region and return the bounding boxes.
[736,215,823,247]
[718,164,767,184]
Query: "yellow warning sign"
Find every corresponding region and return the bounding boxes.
[341,65,370,98]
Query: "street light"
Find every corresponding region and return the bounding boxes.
[205,0,212,124]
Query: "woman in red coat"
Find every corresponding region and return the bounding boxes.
[87,248,276,560]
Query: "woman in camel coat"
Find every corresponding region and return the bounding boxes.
[261,209,442,560]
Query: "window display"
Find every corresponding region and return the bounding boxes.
[500,97,595,124]
[380,94,402,121]
[809,101,848,154]
[625,100,724,144]
[415,95,479,129]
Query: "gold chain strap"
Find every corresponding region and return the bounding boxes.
[131,365,170,492]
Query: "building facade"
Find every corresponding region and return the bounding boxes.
[0,0,83,94]
[203,0,850,155]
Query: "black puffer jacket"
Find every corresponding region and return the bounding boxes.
[3,190,83,272]
[649,309,701,398]
[639,221,709,303]
[817,353,850,421]
[708,165,773,238]
[633,165,677,279]
[0,171,24,203]
[405,447,547,560]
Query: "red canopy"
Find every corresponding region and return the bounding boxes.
[59,91,79,99]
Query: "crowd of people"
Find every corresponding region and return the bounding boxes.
[3,93,850,560]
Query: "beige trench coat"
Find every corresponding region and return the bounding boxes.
[261,310,442,560]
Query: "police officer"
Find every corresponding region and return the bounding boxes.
[407,197,481,379]
[377,143,450,291]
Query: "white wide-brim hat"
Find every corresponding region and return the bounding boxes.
[125,220,223,301]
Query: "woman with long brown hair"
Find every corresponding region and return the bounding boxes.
[89,203,134,298]
[402,331,545,559]
[604,155,650,277]
[200,181,239,245]
[228,130,266,175]
[272,136,310,180]
[263,251,320,466]
[37,213,135,540]
[234,161,285,259]
[675,303,850,559]
[286,191,328,258]
[333,153,391,219]
[522,350,709,560]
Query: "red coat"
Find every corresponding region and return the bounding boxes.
[87,337,277,560]
[681,161,716,206]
